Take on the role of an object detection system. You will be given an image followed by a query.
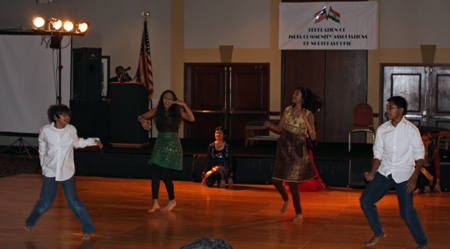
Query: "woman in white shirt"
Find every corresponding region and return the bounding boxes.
[24,105,102,240]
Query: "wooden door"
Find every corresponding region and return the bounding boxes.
[381,64,450,130]
[381,65,427,126]
[184,64,226,140]
[184,63,270,140]
[325,50,368,143]
[282,50,326,142]
[282,50,368,143]
[282,0,369,144]
[428,66,450,130]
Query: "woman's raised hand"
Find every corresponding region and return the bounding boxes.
[263,121,272,129]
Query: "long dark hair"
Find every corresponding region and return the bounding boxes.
[422,132,436,164]
[155,90,181,131]
[293,87,322,113]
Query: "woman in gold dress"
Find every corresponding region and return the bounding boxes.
[264,87,322,222]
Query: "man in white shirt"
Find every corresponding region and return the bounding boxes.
[360,96,428,249]
[24,105,102,240]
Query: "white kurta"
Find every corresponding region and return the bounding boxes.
[38,123,98,181]
[373,117,425,183]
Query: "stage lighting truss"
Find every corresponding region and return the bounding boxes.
[76,22,89,33]
[48,18,62,31]
[63,21,74,32]
[32,17,89,34]
[33,17,45,29]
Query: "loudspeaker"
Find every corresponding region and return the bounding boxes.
[72,48,102,100]
[315,160,350,187]
[110,83,149,144]
[441,161,450,192]
[234,157,275,184]
[70,99,111,144]
[192,154,207,182]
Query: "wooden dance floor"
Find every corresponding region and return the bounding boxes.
[1,174,449,249]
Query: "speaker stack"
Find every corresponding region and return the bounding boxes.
[72,48,102,100]
[110,83,150,146]
[70,48,110,143]
[69,99,110,143]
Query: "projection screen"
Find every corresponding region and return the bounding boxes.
[0,35,71,135]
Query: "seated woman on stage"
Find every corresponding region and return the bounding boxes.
[202,126,234,188]
[415,132,441,194]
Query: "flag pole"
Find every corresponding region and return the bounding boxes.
[142,10,150,20]
[140,10,153,137]
[141,10,152,105]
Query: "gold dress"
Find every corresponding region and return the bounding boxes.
[272,106,315,183]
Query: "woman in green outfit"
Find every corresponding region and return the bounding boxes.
[138,90,195,212]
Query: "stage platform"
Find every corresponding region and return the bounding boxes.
[73,139,450,190]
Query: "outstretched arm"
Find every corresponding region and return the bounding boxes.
[138,108,156,130]
[264,109,286,134]
[174,100,195,122]
[95,140,103,149]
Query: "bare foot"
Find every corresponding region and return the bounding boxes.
[227,178,233,188]
[318,180,327,189]
[281,198,291,214]
[148,199,160,213]
[292,214,303,222]
[366,231,386,246]
[161,200,176,212]
[81,234,91,240]
[424,186,431,193]
[24,225,31,232]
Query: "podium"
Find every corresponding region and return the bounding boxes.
[110,82,150,147]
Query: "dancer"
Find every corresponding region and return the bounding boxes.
[25,104,103,240]
[138,90,195,212]
[360,96,428,248]
[264,87,321,222]
[415,132,441,194]
[202,126,234,188]
[297,149,328,191]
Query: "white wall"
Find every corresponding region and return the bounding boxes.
[0,0,171,105]
[380,0,450,48]
[0,0,171,145]
[184,0,271,49]
[1,0,450,146]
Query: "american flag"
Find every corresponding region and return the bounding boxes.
[314,6,328,24]
[135,20,154,99]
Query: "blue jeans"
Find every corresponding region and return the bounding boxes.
[360,172,428,246]
[25,176,96,234]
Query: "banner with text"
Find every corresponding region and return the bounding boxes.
[279,2,378,50]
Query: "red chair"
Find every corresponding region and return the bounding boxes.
[437,130,450,151]
[348,103,375,152]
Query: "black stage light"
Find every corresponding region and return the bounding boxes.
[50,34,62,49]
